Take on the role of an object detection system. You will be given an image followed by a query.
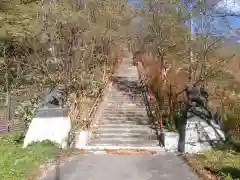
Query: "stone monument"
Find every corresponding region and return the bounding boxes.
[23,84,71,148]
[182,84,225,153]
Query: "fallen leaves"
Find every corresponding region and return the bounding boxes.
[105,149,155,155]
[186,155,220,180]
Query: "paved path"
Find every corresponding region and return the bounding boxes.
[43,50,199,180]
[43,153,199,180]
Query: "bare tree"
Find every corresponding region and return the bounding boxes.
[129,0,239,130]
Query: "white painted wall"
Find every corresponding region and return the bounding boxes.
[184,115,225,154]
[23,116,71,148]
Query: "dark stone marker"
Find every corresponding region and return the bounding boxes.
[178,84,211,152]
[35,84,67,118]
[38,84,66,109]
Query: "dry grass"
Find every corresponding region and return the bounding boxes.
[186,149,240,180]
[186,155,220,180]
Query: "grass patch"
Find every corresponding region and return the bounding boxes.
[0,132,60,180]
[187,149,240,180]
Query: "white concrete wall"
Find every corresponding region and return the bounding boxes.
[23,116,71,148]
[184,116,225,154]
[164,132,179,152]
[163,115,225,154]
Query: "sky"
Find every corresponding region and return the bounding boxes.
[128,0,240,38]
[128,0,143,7]
[216,0,240,29]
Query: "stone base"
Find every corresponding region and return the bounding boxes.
[23,116,71,148]
[163,132,179,152]
[184,115,225,154]
[75,131,91,148]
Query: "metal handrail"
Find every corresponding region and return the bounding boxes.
[136,62,163,134]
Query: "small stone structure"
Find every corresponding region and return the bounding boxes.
[164,85,225,153]
[179,85,225,153]
[184,110,225,153]
[75,131,92,148]
[23,84,71,148]
[163,131,179,152]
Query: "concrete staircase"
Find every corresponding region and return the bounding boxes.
[79,52,164,152]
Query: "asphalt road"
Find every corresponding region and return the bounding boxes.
[42,153,199,180]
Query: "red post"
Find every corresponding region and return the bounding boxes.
[121,55,123,64]
[159,115,163,133]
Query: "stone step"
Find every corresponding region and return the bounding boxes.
[98,120,150,125]
[101,111,147,116]
[116,70,138,73]
[98,120,150,124]
[104,106,146,109]
[106,101,143,105]
[111,85,142,88]
[79,145,165,153]
[95,127,155,134]
[93,132,157,139]
[111,77,139,81]
[106,104,144,107]
[106,103,145,107]
[113,78,139,80]
[111,87,142,90]
[109,92,142,95]
[105,105,146,109]
[94,128,154,135]
[116,68,137,70]
[100,116,149,120]
[101,112,148,117]
[107,98,142,101]
[109,93,142,95]
[89,139,159,146]
[110,90,142,93]
[105,107,146,110]
[108,97,143,101]
[91,135,158,141]
[108,94,142,97]
[101,110,147,113]
[0,125,8,130]
[101,111,147,115]
[106,101,144,105]
[110,89,142,92]
[109,93,141,96]
[108,99,143,103]
[105,103,146,107]
[115,72,138,74]
[99,118,150,124]
[114,74,135,78]
[107,97,142,100]
[112,87,141,90]
[106,102,142,105]
[116,68,137,71]
[82,55,161,150]
[107,97,142,99]
[107,97,144,101]
[109,98,143,101]
[97,124,151,129]
[118,88,142,91]
[100,115,148,119]
[116,69,136,71]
